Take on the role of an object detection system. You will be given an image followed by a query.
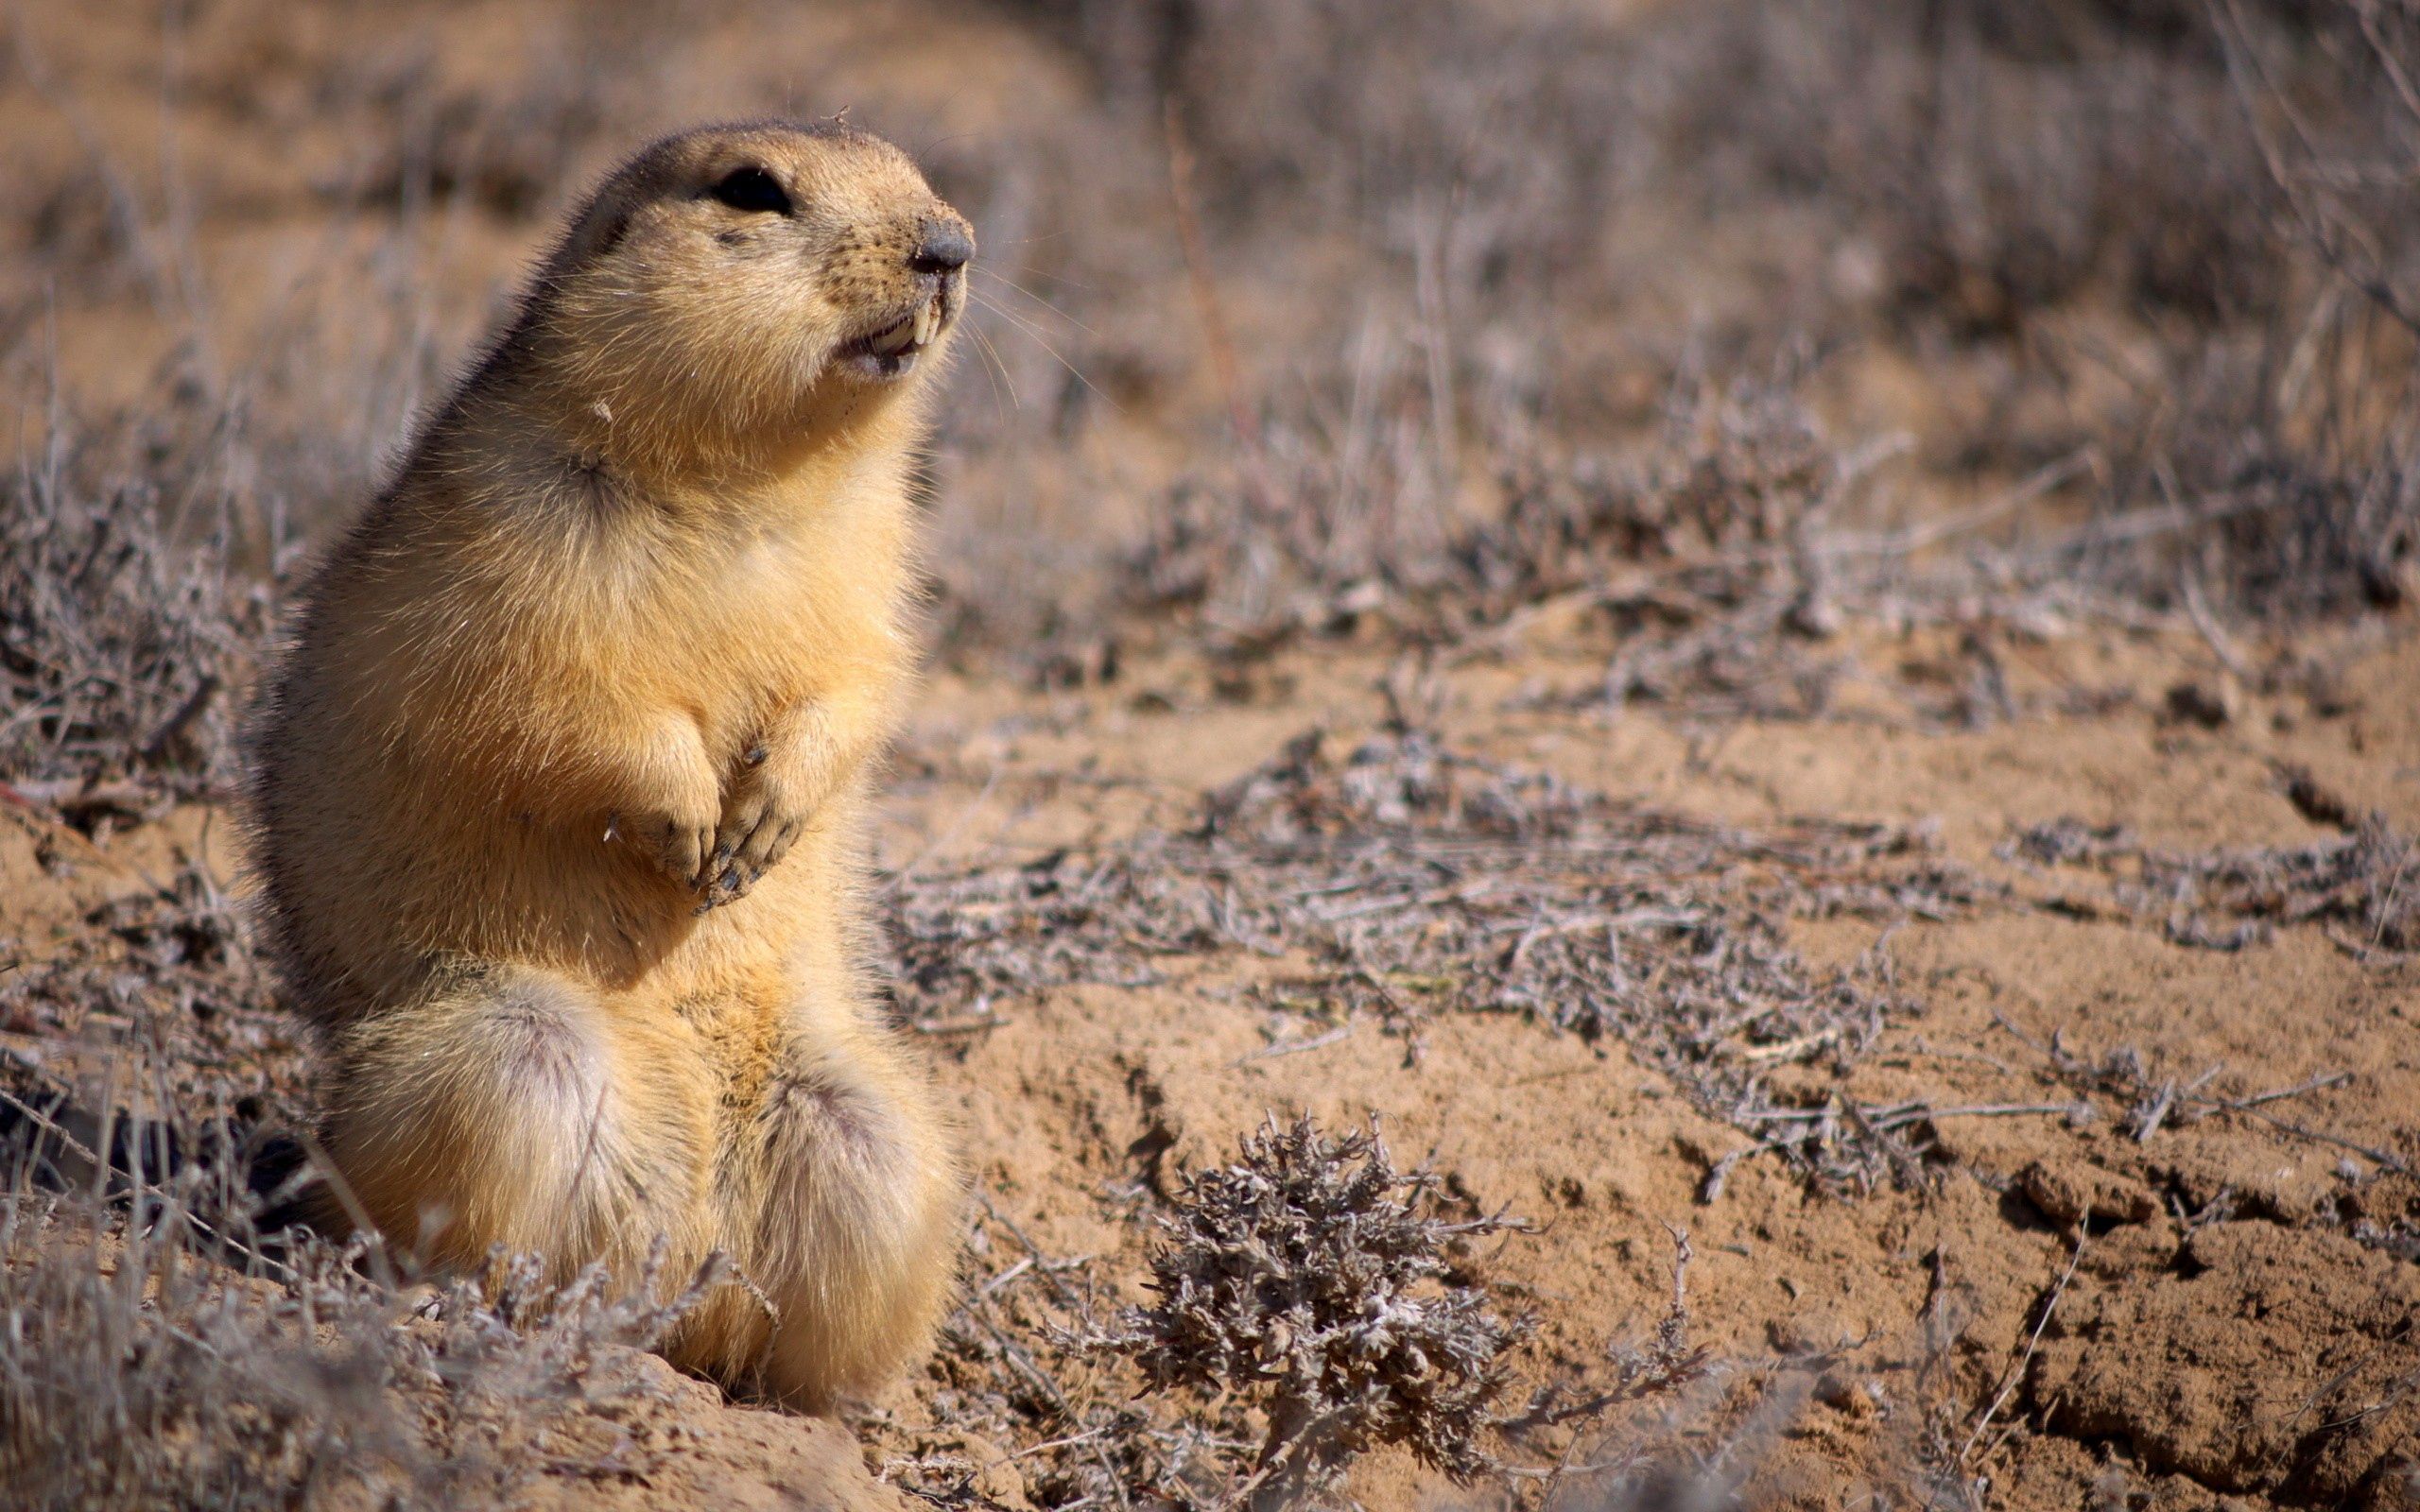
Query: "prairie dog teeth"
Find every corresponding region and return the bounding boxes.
[858,298,943,364]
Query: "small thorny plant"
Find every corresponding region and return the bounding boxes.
[1115,1115,1530,1510]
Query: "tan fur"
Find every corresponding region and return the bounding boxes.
[249,121,974,1410]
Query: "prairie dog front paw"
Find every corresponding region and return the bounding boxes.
[605,719,722,890]
[617,800,719,889]
[696,747,811,910]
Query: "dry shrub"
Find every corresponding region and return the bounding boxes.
[888,1194,1767,1511]
[2079,1,2420,622]
[0,415,268,817]
[881,1120,1531,1512]
[1473,369,1876,719]
[2066,320,2420,622]
[1628,1,2420,634]
[1460,376,1837,613]
[887,1202,1236,1509]
[1987,4,2415,624]
[993,0,2420,684]
[337,49,611,219]
[1656,0,2324,332]
[1117,1115,1528,1508]
[1126,363,1885,720]
[1020,0,1632,297]
[962,0,1656,671]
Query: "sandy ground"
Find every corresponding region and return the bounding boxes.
[858,629,2420,1509]
[8,623,2416,1507]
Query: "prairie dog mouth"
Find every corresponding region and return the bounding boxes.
[839,288,951,380]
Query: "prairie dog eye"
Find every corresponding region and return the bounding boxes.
[709,166,792,215]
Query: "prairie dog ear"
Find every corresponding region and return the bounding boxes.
[553,193,635,270]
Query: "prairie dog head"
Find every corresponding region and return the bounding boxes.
[522,120,975,466]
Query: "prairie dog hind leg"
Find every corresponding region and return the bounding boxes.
[319,963,711,1280]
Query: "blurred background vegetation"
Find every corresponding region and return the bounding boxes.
[7,1,2416,746]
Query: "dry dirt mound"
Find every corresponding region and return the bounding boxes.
[2035,1223,2420,1505]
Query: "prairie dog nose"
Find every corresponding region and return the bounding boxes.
[908,217,973,275]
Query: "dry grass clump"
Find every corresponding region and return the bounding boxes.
[894,727,1992,1193]
[1124,364,1899,722]
[0,1143,729,1511]
[1116,1115,1529,1509]
[0,850,741,1510]
[3,1201,395,1511]
[0,851,737,1510]
[0,416,268,823]
[2008,806,2419,959]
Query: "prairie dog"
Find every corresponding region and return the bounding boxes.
[250,120,973,1409]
